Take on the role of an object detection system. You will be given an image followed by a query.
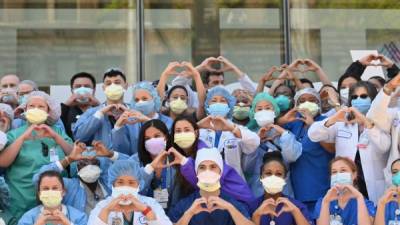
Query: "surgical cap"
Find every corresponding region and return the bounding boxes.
[0,103,14,121]
[247,92,280,131]
[19,80,39,91]
[108,160,143,188]
[131,81,161,113]
[205,86,236,118]
[0,177,10,210]
[23,91,61,125]
[195,147,223,173]
[294,88,321,106]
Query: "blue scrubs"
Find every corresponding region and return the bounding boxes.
[313,197,376,224]
[284,114,334,212]
[168,191,250,225]
[385,201,400,225]
[18,205,87,225]
[252,195,313,225]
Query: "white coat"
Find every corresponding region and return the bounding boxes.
[367,90,400,187]
[308,117,391,204]
[199,124,260,179]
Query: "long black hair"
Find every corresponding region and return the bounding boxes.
[348,81,378,106]
[171,115,200,159]
[137,119,171,166]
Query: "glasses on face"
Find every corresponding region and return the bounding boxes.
[350,94,369,100]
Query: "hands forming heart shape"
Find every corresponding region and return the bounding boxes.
[23,124,56,140]
[197,116,234,132]
[256,197,297,217]
[150,147,185,169]
[162,61,199,78]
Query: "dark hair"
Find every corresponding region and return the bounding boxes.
[167,85,189,100]
[391,159,400,171]
[329,156,358,187]
[348,81,377,106]
[319,84,338,94]
[103,68,126,82]
[259,151,287,177]
[368,76,386,87]
[300,78,314,88]
[204,71,224,84]
[337,74,361,91]
[171,115,199,158]
[273,83,296,98]
[36,170,65,203]
[137,119,171,166]
[70,72,96,89]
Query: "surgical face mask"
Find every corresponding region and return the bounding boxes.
[330,172,352,187]
[351,97,371,114]
[233,105,250,120]
[207,103,230,117]
[393,172,400,186]
[112,186,139,205]
[260,175,286,195]
[1,88,16,104]
[169,98,188,114]
[298,101,320,117]
[340,88,349,100]
[25,108,48,124]
[145,137,166,155]
[104,83,124,101]
[78,165,101,183]
[39,190,63,208]
[254,110,275,127]
[135,100,155,116]
[275,95,291,112]
[18,95,28,105]
[73,87,93,104]
[174,132,196,149]
[197,170,221,193]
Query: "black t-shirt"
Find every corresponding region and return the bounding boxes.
[60,103,83,140]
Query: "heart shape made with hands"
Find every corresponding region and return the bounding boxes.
[258,126,280,142]
[166,62,198,77]
[365,55,384,67]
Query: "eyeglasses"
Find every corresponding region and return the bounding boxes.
[350,94,369,100]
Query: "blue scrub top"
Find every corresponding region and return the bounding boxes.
[313,197,376,224]
[168,191,250,225]
[252,195,313,225]
[385,201,400,225]
[284,114,334,203]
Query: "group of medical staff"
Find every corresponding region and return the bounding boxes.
[0,54,399,225]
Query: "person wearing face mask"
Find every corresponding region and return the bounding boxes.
[16,80,38,106]
[231,89,253,126]
[73,68,130,150]
[61,72,99,141]
[18,170,87,225]
[0,103,13,150]
[110,81,173,156]
[168,147,253,225]
[314,157,375,225]
[0,74,20,109]
[277,88,334,213]
[197,86,260,179]
[252,151,312,225]
[309,81,390,204]
[88,160,172,225]
[319,84,341,117]
[243,92,302,197]
[0,91,73,219]
[0,177,17,225]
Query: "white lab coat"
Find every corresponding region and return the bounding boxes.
[308,118,391,204]
[199,124,260,179]
[367,90,400,187]
[87,195,172,225]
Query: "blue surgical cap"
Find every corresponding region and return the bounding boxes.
[205,86,236,118]
[108,160,143,188]
[131,81,161,113]
[0,177,10,210]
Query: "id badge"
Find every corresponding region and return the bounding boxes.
[329,215,343,225]
[389,221,400,225]
[154,188,169,208]
[111,216,122,225]
[49,148,59,162]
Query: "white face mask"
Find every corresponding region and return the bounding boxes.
[260,175,286,194]
[254,110,275,127]
[77,165,101,183]
[111,186,139,205]
[340,88,349,100]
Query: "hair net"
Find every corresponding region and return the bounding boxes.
[19,80,39,91]
[108,160,144,188]
[0,103,14,121]
[0,177,10,210]
[131,81,161,113]
[205,86,236,118]
[247,92,280,131]
[195,147,223,173]
[294,88,321,106]
[22,91,61,125]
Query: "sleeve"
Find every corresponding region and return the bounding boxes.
[365,200,376,217]
[5,129,17,148]
[72,108,103,143]
[366,90,395,132]
[16,212,35,225]
[238,125,261,154]
[343,61,365,78]
[387,64,400,79]
[111,126,132,155]
[147,199,173,225]
[241,147,262,175]
[71,208,88,225]
[54,118,66,132]
[238,74,256,95]
[365,126,391,154]
[167,200,186,223]
[87,201,109,225]
[179,157,197,187]
[312,198,323,220]
[278,131,302,163]
[307,119,337,143]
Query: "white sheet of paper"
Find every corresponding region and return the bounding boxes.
[350,50,385,80]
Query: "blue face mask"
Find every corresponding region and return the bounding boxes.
[207,103,230,117]
[330,172,352,187]
[275,95,291,112]
[351,97,371,114]
[134,100,155,116]
[18,95,27,105]
[392,172,400,186]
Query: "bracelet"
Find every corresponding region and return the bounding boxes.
[142,206,152,216]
